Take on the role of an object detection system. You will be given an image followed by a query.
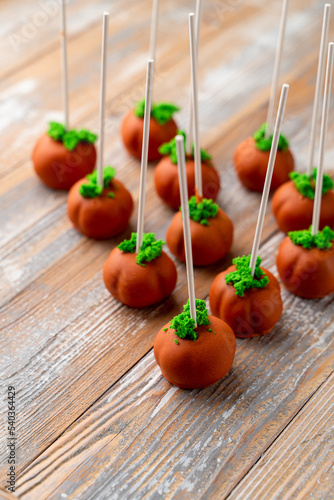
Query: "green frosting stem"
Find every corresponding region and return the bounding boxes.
[186,196,219,226]
[225,255,269,297]
[134,99,180,125]
[170,299,211,341]
[158,130,212,165]
[288,226,334,250]
[253,123,289,152]
[79,166,116,199]
[290,168,334,200]
[118,233,165,267]
[47,121,97,151]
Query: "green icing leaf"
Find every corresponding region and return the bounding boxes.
[290,168,334,200]
[79,166,116,199]
[47,121,97,151]
[288,226,334,250]
[225,255,269,297]
[79,184,103,198]
[118,232,165,267]
[253,123,289,152]
[158,130,212,164]
[170,299,210,341]
[186,196,219,225]
[134,99,180,125]
[134,99,145,118]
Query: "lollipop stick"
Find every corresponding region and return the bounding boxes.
[60,0,69,129]
[250,84,289,275]
[189,12,202,197]
[136,59,154,253]
[97,12,109,189]
[149,0,159,61]
[312,42,334,236]
[307,4,331,175]
[265,0,289,138]
[187,0,202,155]
[176,135,197,326]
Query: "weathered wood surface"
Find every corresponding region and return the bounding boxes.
[1,0,334,498]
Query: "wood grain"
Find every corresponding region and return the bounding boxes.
[228,373,334,500]
[1,0,334,498]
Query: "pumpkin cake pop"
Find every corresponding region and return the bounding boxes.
[67,13,133,239]
[33,1,97,190]
[167,195,233,266]
[155,131,235,389]
[277,42,334,299]
[154,131,220,210]
[209,255,282,338]
[154,299,236,389]
[33,122,97,190]
[234,0,294,192]
[276,226,334,298]
[121,100,179,161]
[104,60,177,308]
[103,233,177,307]
[121,0,179,161]
[166,18,231,264]
[67,167,133,239]
[271,169,334,233]
[234,124,294,192]
[210,84,289,338]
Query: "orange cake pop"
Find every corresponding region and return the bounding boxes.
[272,170,334,233]
[67,167,133,239]
[210,84,289,338]
[154,129,235,389]
[154,132,220,210]
[154,300,236,389]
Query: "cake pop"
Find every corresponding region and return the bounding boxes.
[272,5,334,232]
[154,299,236,389]
[167,196,233,266]
[154,132,235,389]
[103,233,177,307]
[154,132,220,210]
[33,1,97,190]
[234,0,294,192]
[120,0,179,161]
[121,100,179,161]
[67,167,133,239]
[210,84,289,337]
[276,227,334,298]
[166,14,232,265]
[103,60,177,307]
[67,13,133,239]
[272,169,334,233]
[276,42,334,299]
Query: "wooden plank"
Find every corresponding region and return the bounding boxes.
[226,373,334,500]
[0,489,20,500]
[14,234,333,498]
[1,0,334,497]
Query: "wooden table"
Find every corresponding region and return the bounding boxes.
[1,0,333,498]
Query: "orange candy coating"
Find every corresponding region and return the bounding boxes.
[154,315,236,389]
[234,137,294,192]
[33,133,96,190]
[209,266,283,338]
[121,110,178,162]
[154,156,220,210]
[276,236,334,298]
[103,248,177,308]
[67,178,133,240]
[272,180,334,233]
[166,208,233,266]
